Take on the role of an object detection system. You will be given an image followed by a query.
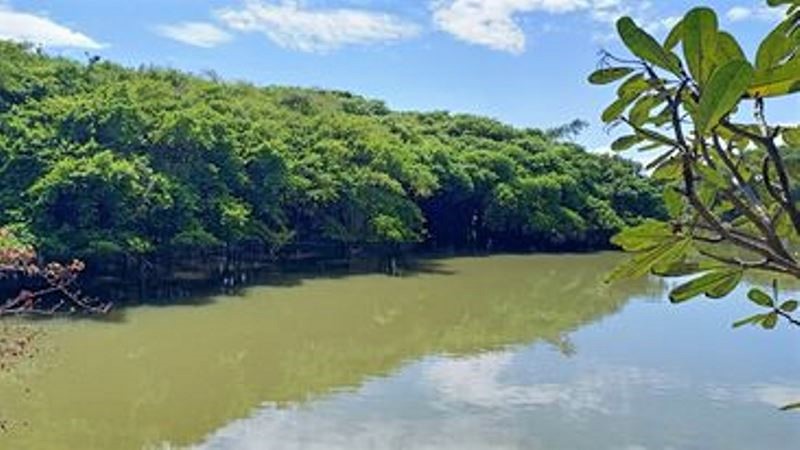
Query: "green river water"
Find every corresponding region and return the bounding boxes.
[0,253,797,449]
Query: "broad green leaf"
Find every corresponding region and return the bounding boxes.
[589,67,635,85]
[762,311,779,329]
[697,181,719,206]
[683,7,719,84]
[611,220,673,251]
[652,157,682,181]
[705,269,743,298]
[733,313,766,328]
[679,89,700,121]
[607,237,691,282]
[696,163,730,189]
[755,20,795,71]
[637,141,666,152]
[664,19,683,50]
[611,134,642,151]
[629,94,663,126]
[617,73,650,98]
[715,32,746,65]
[652,259,720,277]
[635,127,679,147]
[780,300,799,312]
[749,56,800,97]
[663,186,684,217]
[645,149,677,170]
[669,268,743,303]
[748,288,774,307]
[617,17,682,74]
[602,96,636,123]
[697,60,754,134]
[767,0,799,6]
[650,105,673,126]
[628,95,659,126]
[783,127,800,147]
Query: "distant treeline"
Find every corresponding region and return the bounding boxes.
[0,41,664,263]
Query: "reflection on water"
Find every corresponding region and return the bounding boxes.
[0,254,797,450]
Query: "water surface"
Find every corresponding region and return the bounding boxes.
[0,254,797,449]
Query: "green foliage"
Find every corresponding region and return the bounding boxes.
[682,7,719,85]
[696,60,753,134]
[0,41,663,258]
[590,1,800,333]
[669,268,743,303]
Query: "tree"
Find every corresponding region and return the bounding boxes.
[589,0,800,343]
[0,40,664,265]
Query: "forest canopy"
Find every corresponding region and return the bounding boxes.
[0,41,664,259]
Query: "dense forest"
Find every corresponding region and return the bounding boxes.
[0,41,663,268]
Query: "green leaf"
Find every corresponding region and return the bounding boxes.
[602,96,636,123]
[648,106,671,127]
[683,7,720,85]
[664,19,683,50]
[767,0,799,7]
[748,288,774,307]
[695,163,730,189]
[669,268,743,303]
[715,32,746,65]
[652,157,682,181]
[629,94,663,126]
[663,186,684,217]
[733,313,766,328]
[762,311,779,329]
[611,220,674,251]
[783,127,800,147]
[705,270,743,298]
[696,60,754,134]
[652,259,720,277]
[635,127,679,148]
[589,67,635,85]
[610,134,642,151]
[607,237,691,282]
[749,56,800,98]
[756,20,794,72]
[616,73,652,100]
[780,300,798,312]
[617,17,682,74]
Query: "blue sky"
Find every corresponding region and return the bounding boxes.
[0,0,797,152]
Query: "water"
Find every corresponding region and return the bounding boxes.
[0,254,797,449]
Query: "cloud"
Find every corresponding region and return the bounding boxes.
[157,22,233,48]
[430,0,645,54]
[725,5,787,23]
[216,0,420,53]
[431,0,591,54]
[0,4,103,49]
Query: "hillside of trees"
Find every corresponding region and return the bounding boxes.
[0,41,664,265]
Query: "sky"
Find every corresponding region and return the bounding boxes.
[0,0,797,153]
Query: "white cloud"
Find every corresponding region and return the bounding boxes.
[0,4,103,49]
[726,6,752,21]
[157,22,233,48]
[431,0,590,54]
[726,5,787,23]
[216,0,420,53]
[430,0,647,54]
